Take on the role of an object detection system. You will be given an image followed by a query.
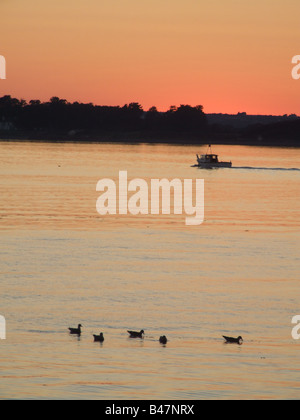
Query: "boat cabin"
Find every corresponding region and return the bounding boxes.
[199,154,219,163]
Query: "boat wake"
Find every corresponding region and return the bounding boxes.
[191,165,300,171]
[232,166,300,171]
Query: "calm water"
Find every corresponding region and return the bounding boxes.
[0,141,299,400]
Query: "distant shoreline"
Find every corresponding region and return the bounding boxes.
[0,96,299,147]
[0,132,299,147]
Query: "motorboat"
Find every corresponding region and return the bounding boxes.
[195,145,232,168]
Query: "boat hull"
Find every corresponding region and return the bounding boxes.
[196,161,232,168]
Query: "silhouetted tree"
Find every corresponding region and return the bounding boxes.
[29,100,41,106]
[164,104,207,132]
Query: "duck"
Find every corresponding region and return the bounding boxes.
[127,329,144,338]
[159,336,168,345]
[223,335,243,344]
[93,332,104,343]
[68,324,82,335]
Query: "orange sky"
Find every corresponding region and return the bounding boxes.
[0,0,299,115]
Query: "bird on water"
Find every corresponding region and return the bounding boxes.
[127,330,145,338]
[159,336,168,345]
[223,335,243,344]
[68,324,82,335]
[93,332,104,343]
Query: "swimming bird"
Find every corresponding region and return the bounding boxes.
[68,324,82,335]
[159,336,168,345]
[127,329,144,338]
[93,332,104,343]
[223,335,243,344]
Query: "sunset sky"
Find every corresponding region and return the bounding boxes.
[0,0,299,115]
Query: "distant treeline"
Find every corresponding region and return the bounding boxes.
[0,95,299,146]
[0,95,206,133]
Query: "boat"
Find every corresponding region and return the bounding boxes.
[195,145,232,168]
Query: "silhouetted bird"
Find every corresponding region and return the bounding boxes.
[69,324,82,335]
[93,332,104,343]
[223,335,243,344]
[127,330,144,338]
[159,336,168,345]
